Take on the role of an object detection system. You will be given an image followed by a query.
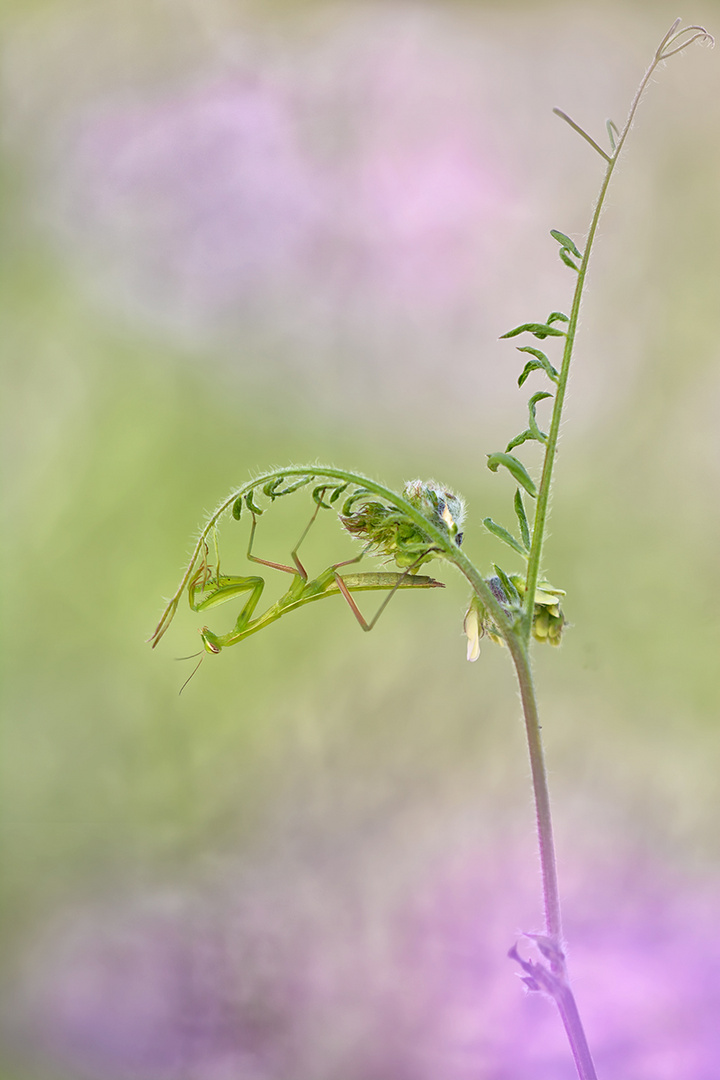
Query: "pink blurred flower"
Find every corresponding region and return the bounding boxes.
[63,78,326,321]
[14,848,720,1080]
[50,12,516,349]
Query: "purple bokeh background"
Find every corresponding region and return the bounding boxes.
[14,844,720,1080]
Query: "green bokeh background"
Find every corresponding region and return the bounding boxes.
[2,0,719,1074]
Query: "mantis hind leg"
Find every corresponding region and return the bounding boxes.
[246,494,327,580]
[332,550,437,632]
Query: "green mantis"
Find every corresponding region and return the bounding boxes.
[151,481,449,658]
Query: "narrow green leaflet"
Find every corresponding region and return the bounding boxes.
[246,489,264,514]
[313,482,349,508]
[517,347,559,387]
[483,517,527,557]
[558,249,580,271]
[528,391,553,443]
[486,452,538,498]
[263,475,313,499]
[514,488,531,551]
[550,230,582,259]
[505,429,535,452]
[501,322,566,341]
[504,392,552,453]
[341,488,372,515]
[493,564,522,606]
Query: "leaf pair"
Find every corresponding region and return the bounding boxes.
[483,488,532,559]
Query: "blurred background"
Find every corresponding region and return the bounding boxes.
[2,0,720,1077]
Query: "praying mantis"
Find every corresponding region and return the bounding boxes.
[150,477,455,659]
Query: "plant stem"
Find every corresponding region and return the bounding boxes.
[522,171,608,641]
[556,983,600,1080]
[507,637,561,938]
[522,19,711,643]
[511,22,711,1080]
[508,635,598,1080]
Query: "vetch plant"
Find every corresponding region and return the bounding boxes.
[151,21,712,1080]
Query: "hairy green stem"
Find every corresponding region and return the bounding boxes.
[523,19,711,643]
[520,33,652,934]
[508,637,598,1080]
[512,21,711,1080]
[507,640,561,938]
[522,150,610,638]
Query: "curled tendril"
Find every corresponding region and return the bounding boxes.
[554,20,713,165]
[657,19,714,61]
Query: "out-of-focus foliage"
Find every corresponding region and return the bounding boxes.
[2,2,720,1077]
